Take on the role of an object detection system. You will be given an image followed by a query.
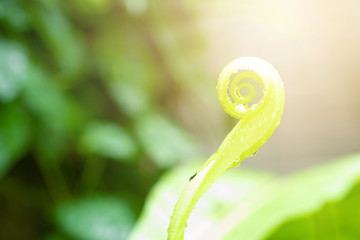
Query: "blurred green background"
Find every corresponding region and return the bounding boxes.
[1,0,360,239]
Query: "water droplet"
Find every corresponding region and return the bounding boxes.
[233,162,241,168]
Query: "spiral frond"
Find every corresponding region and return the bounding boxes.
[217,57,281,119]
[168,57,285,240]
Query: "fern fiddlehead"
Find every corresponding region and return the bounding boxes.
[168,57,285,240]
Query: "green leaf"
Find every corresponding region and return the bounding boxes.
[108,81,150,118]
[80,122,138,162]
[219,153,360,240]
[22,66,69,159]
[0,103,31,178]
[93,25,161,117]
[25,0,85,79]
[129,154,360,240]
[0,39,29,102]
[0,0,29,32]
[69,0,112,15]
[123,0,148,17]
[134,112,199,168]
[24,67,67,131]
[55,195,136,240]
[128,161,274,240]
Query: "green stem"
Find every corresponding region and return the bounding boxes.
[167,57,285,239]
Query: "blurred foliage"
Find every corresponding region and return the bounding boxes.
[0,0,203,239]
[0,103,31,178]
[56,195,135,240]
[80,122,138,161]
[2,0,360,240]
[130,154,360,240]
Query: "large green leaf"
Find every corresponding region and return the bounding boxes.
[219,154,360,240]
[128,161,274,240]
[128,154,360,240]
[55,195,136,240]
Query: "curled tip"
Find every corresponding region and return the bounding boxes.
[168,57,284,240]
[217,57,282,119]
